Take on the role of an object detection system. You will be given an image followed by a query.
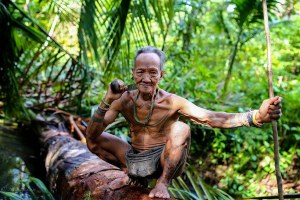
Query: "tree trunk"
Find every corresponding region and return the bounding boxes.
[222,28,242,97]
[37,115,174,200]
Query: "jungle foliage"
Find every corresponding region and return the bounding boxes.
[0,0,299,198]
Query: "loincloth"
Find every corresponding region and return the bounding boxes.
[125,145,164,179]
[125,143,189,181]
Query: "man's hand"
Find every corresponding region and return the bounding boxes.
[104,79,128,103]
[256,96,282,124]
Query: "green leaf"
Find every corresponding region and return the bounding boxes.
[198,177,214,200]
[177,177,191,192]
[29,177,55,200]
[186,171,205,200]
[171,179,190,200]
[0,192,24,200]
[24,181,38,200]
[168,187,199,200]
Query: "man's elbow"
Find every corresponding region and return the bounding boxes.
[86,128,99,142]
[86,137,97,153]
[86,126,93,140]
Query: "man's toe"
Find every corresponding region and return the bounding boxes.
[149,191,154,198]
[156,192,162,198]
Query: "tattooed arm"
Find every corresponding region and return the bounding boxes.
[86,80,128,140]
[172,95,282,128]
[86,100,121,140]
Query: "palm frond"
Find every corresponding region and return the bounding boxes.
[169,169,234,200]
[1,0,91,119]
[29,177,55,200]
[231,0,279,29]
[0,2,33,121]
[186,171,205,200]
[78,0,176,82]
[0,191,24,200]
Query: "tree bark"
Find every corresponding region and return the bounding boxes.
[37,115,174,200]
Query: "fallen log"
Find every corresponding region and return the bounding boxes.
[36,111,174,199]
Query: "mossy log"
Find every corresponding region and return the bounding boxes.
[37,114,174,200]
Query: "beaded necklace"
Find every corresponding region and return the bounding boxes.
[133,89,159,125]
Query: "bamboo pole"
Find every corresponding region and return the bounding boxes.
[262,1,284,199]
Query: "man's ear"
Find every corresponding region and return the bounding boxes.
[160,70,165,79]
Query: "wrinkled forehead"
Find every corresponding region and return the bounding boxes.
[134,53,161,69]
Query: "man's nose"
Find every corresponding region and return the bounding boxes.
[142,74,151,82]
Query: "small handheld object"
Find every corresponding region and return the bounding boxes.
[110,79,121,93]
[110,79,136,93]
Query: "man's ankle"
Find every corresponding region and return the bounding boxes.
[156,179,170,186]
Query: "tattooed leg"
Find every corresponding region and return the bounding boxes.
[149,121,190,199]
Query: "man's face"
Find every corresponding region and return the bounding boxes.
[132,53,164,95]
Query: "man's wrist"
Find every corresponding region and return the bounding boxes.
[255,111,263,124]
[253,110,263,127]
[98,96,114,110]
[95,106,108,115]
[103,95,115,104]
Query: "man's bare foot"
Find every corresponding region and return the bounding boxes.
[109,175,130,190]
[148,182,170,199]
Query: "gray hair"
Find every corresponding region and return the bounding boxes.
[133,46,166,70]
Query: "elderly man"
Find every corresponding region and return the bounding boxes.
[86,46,282,199]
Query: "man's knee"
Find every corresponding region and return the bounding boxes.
[87,138,116,163]
[168,121,191,146]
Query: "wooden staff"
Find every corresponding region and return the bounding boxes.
[262,0,284,199]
